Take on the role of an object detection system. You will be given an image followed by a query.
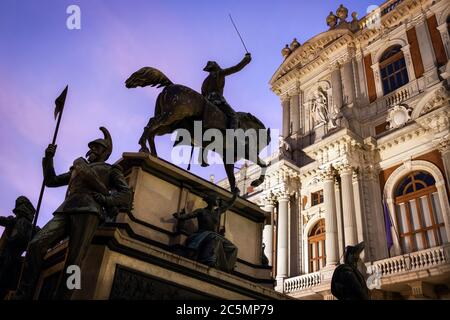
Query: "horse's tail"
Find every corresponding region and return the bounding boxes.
[125,67,173,89]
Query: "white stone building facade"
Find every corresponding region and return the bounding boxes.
[219,0,450,299]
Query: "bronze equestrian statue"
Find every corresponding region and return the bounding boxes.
[125,54,270,194]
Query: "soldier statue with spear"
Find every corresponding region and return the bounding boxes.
[14,87,132,300]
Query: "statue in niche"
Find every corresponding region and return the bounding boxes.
[173,193,238,272]
[312,87,337,129]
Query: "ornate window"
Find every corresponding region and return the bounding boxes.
[311,190,324,206]
[379,45,409,95]
[308,219,326,272]
[394,171,447,254]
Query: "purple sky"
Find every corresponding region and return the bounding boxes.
[0,0,382,229]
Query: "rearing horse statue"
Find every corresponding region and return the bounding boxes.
[125,67,271,193]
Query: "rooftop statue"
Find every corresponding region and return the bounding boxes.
[125,54,271,194]
[14,127,132,300]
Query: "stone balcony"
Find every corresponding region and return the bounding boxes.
[281,243,450,299]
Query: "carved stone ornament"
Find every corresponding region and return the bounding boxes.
[336,4,349,23]
[386,104,411,129]
[421,87,449,116]
[282,44,291,58]
[327,11,338,29]
[290,38,301,51]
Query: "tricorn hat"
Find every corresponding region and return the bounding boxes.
[203,61,221,72]
[88,127,113,161]
[13,196,36,222]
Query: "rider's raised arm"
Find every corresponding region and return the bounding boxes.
[221,54,251,76]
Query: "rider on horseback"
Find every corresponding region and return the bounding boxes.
[200,53,252,167]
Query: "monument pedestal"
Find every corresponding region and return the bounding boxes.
[34,152,287,300]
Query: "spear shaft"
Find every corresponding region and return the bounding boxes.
[30,85,68,242]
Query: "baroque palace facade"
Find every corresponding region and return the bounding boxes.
[219,0,450,299]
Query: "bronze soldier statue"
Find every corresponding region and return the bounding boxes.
[173,193,238,272]
[14,127,131,300]
[199,53,252,167]
[0,196,38,299]
[331,241,370,300]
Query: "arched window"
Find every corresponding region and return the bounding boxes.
[379,45,409,95]
[394,171,447,254]
[308,219,326,272]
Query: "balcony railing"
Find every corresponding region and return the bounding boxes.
[284,271,321,293]
[364,80,419,117]
[369,244,449,277]
[282,244,450,295]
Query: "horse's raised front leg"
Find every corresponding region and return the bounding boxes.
[139,124,150,153]
[224,163,239,194]
[148,133,157,156]
[250,156,270,187]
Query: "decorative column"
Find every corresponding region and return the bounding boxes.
[352,170,365,246]
[298,90,304,134]
[437,23,450,59]
[276,193,290,285]
[322,168,339,266]
[290,90,300,134]
[281,95,291,138]
[356,50,369,105]
[401,44,417,82]
[370,62,383,99]
[331,62,343,114]
[415,18,439,84]
[437,137,450,189]
[262,200,275,266]
[342,56,356,106]
[335,178,344,259]
[339,165,357,246]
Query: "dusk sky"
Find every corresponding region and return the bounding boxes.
[0,0,383,229]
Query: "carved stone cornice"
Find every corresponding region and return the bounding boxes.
[319,165,337,182]
[303,128,365,167]
[271,0,434,95]
[336,163,355,175]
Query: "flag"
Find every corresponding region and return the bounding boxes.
[383,196,394,253]
[54,85,68,119]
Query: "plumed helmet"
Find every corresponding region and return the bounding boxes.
[88,127,113,161]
